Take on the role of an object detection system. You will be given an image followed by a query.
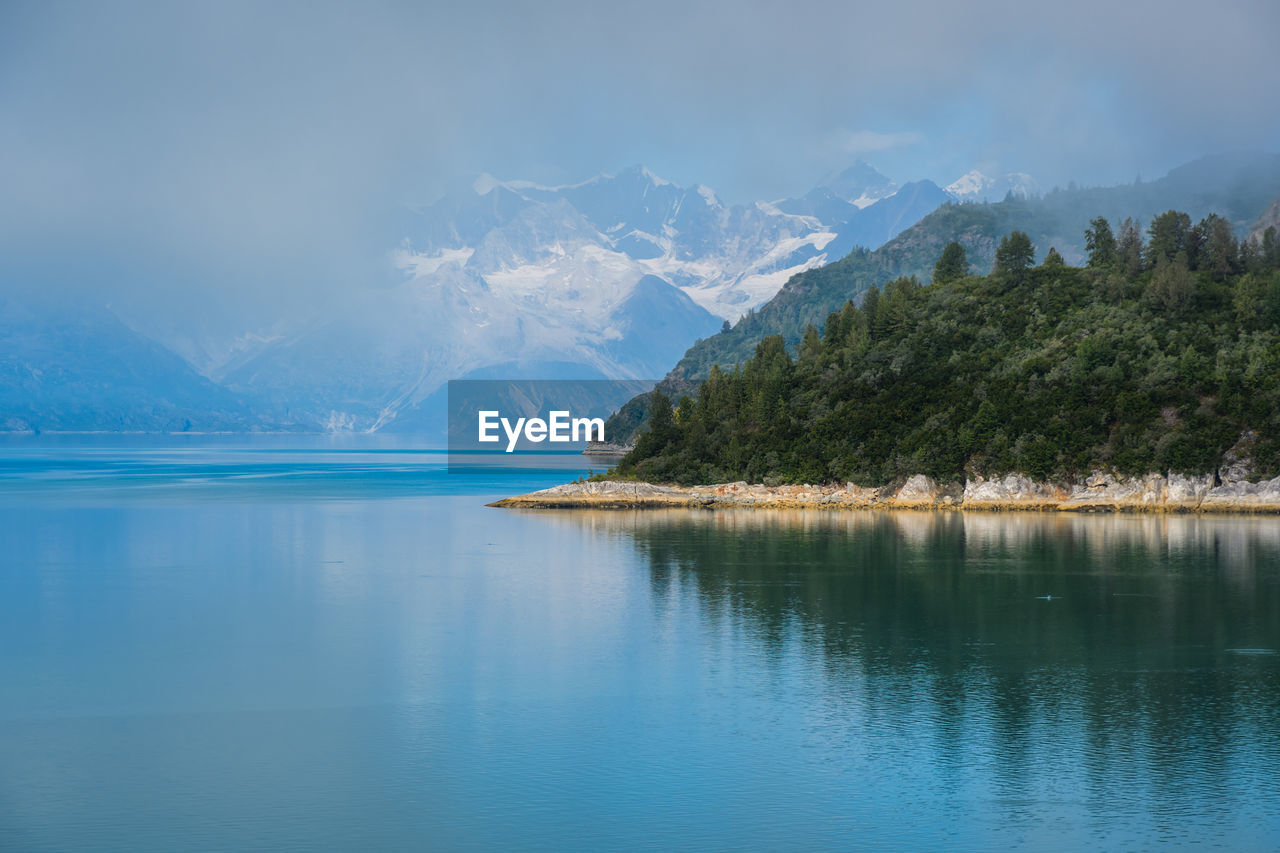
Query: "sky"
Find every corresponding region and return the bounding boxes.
[2,0,1278,322]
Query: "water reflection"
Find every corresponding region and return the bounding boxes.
[528,508,1280,842]
[6,458,1279,850]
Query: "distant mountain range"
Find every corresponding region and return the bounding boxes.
[0,295,259,434]
[943,170,1041,202]
[660,152,1280,388]
[4,153,1277,434]
[0,161,977,433]
[196,160,1016,432]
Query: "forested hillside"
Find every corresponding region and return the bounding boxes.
[666,152,1280,384]
[613,211,1280,487]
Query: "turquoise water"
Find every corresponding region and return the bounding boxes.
[2,437,1279,850]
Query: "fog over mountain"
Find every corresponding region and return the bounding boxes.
[8,148,1280,434]
[944,171,1041,203]
[657,151,1280,390]
[4,1,1277,320]
[5,161,966,433]
[3,1,1278,433]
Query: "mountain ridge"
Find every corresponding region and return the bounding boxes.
[184,162,966,432]
[7,153,1277,435]
[659,151,1280,387]
[610,202,1280,487]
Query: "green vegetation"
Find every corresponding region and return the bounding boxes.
[663,153,1280,389]
[994,230,1035,277]
[612,212,1280,486]
[931,241,968,284]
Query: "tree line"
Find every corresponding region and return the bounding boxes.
[611,213,1280,486]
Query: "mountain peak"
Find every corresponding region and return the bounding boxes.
[944,170,990,198]
[468,171,615,198]
[816,161,898,208]
[617,164,674,187]
[472,173,501,195]
[945,169,1039,201]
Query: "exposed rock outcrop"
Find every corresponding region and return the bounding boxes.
[1063,471,1172,511]
[582,441,634,455]
[492,468,1280,513]
[963,474,1068,509]
[1200,477,1280,512]
[1163,473,1217,510]
[497,480,704,508]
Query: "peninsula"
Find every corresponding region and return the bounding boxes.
[490,472,1280,512]
[498,210,1280,513]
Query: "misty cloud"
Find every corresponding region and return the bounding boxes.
[829,130,926,156]
[1,0,1277,326]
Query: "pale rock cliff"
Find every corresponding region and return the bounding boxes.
[962,474,1068,509]
[493,467,1280,513]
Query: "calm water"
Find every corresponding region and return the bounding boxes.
[2,437,1279,851]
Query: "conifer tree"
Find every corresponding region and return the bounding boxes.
[994,231,1034,279]
[932,241,969,284]
[1117,218,1145,277]
[1199,214,1238,280]
[1085,217,1116,268]
[1145,210,1192,267]
[1145,253,1194,313]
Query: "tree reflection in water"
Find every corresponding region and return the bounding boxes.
[525,508,1280,839]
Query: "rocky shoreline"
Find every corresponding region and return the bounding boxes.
[489,470,1280,513]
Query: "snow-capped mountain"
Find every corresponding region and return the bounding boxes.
[27,159,1040,436]
[815,161,899,208]
[208,163,956,431]
[14,152,1278,437]
[410,165,842,319]
[219,168,795,429]
[945,170,1040,202]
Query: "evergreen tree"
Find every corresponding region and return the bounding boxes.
[1240,237,1261,273]
[1233,273,1267,328]
[1085,216,1117,268]
[932,241,969,284]
[860,286,881,341]
[1117,217,1145,277]
[1145,253,1194,313]
[631,390,677,459]
[1145,210,1192,267]
[1266,272,1280,328]
[799,325,822,362]
[611,206,1280,488]
[877,277,922,337]
[1263,226,1279,269]
[994,231,1035,279]
[1198,214,1238,280]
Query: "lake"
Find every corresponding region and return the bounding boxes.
[2,437,1278,850]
